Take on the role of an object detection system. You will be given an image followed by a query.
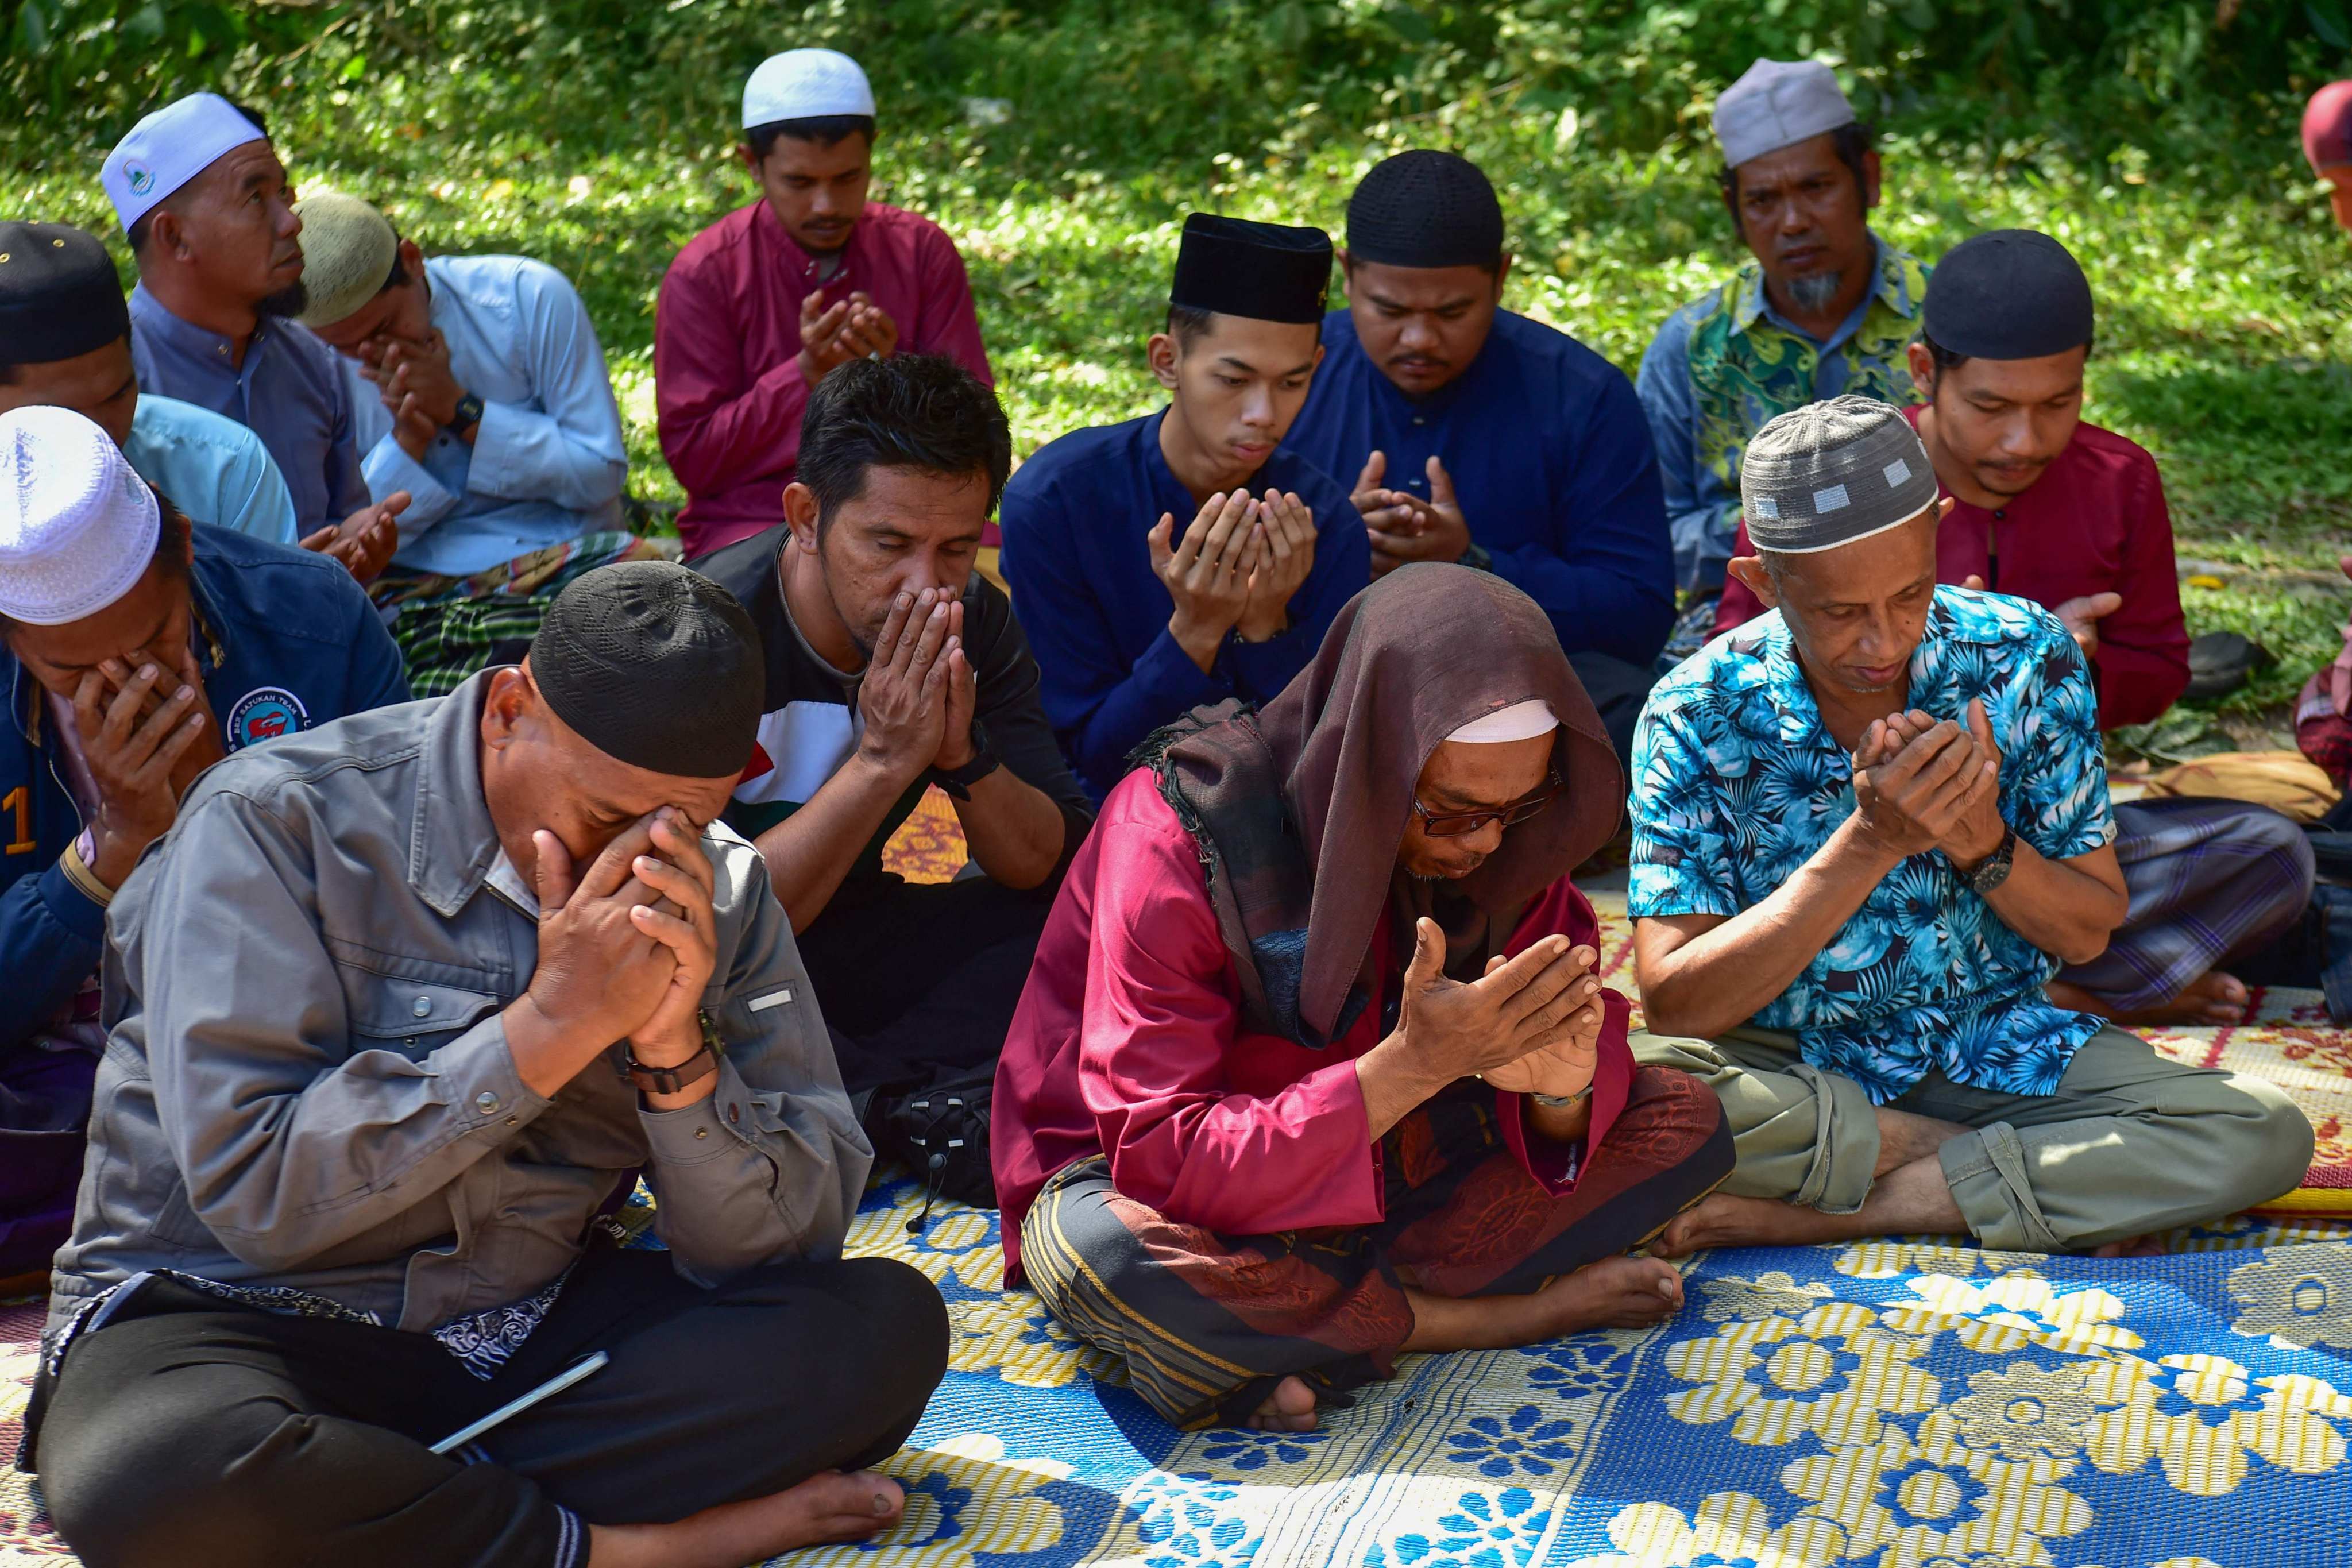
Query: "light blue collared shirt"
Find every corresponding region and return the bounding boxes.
[344,254,627,578]
[121,393,299,546]
[129,285,366,535]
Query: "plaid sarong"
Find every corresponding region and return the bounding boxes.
[369,531,677,697]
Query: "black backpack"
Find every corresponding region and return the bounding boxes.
[860,1061,997,1234]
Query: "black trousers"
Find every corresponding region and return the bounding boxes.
[30,1247,948,1568]
[798,874,1055,1097]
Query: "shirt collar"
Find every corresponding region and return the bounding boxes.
[1733,233,1914,344]
[129,282,276,372]
[1749,590,1957,749]
[410,670,506,917]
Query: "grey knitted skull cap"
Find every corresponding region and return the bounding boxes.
[1740,395,1940,555]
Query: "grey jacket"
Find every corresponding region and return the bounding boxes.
[48,673,869,1338]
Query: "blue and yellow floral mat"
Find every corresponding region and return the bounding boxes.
[10,1182,2352,1566]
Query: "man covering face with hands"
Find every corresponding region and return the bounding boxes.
[27,561,948,1568]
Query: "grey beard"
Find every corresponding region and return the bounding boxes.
[1784,269,1844,314]
[258,280,309,319]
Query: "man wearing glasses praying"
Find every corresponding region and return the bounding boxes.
[989,565,1731,1435]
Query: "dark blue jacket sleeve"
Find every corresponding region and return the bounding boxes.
[341,580,414,715]
[0,859,106,1049]
[1482,369,1675,667]
[999,475,1225,800]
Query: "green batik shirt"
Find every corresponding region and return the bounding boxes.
[1635,235,1929,592]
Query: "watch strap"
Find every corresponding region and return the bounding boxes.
[448,392,485,435]
[617,1011,724,1095]
[1965,824,2018,894]
[935,747,1001,801]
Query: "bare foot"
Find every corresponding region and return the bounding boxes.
[586,1469,903,1568]
[1654,1192,1874,1258]
[1245,1374,1319,1433]
[2048,971,2250,1028]
[1527,1256,1685,1334]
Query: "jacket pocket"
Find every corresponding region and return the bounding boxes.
[335,965,505,1062]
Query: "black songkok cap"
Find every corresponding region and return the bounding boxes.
[0,223,130,366]
[1345,150,1505,270]
[1922,229,2095,361]
[1169,214,1333,325]
[530,561,766,780]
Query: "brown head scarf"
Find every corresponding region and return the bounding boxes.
[1138,563,1621,1049]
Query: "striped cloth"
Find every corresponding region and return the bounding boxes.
[369,531,677,697]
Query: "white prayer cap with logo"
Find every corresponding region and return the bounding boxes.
[0,406,161,626]
[1714,59,1855,169]
[743,48,875,129]
[102,92,268,233]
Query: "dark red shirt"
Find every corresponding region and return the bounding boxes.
[654,200,993,557]
[1716,408,2188,730]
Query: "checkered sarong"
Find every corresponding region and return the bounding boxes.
[370,531,677,697]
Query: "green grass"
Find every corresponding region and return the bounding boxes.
[7,9,2350,727]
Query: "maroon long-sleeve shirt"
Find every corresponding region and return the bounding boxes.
[654,200,994,557]
[1715,408,2188,730]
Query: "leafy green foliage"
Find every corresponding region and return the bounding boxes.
[5,0,2349,724]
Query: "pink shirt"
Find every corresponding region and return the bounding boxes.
[654,200,994,557]
[992,770,1635,1284]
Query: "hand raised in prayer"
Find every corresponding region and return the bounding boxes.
[1150,489,1262,674]
[1352,451,1434,580]
[75,650,221,887]
[835,291,899,361]
[797,289,863,386]
[2050,592,2121,661]
[1393,919,1606,1086]
[391,390,439,463]
[1235,489,1315,643]
[857,586,960,786]
[1367,457,1473,578]
[934,617,980,773]
[1939,698,2010,871]
[301,492,409,584]
[1478,948,1606,1101]
[1849,707,1998,860]
[619,808,722,1076]
[522,814,677,1048]
[377,329,466,430]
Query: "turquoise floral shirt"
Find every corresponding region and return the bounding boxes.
[1628,586,2115,1102]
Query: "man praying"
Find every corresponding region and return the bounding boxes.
[657,48,993,557]
[695,355,1092,1130]
[994,565,1731,1433]
[1625,397,2309,1257]
[1285,151,1674,764]
[1714,230,2314,1026]
[1636,59,1927,605]
[295,192,662,696]
[25,561,948,1568]
[0,220,297,546]
[102,93,407,579]
[999,213,1369,797]
[0,405,407,1285]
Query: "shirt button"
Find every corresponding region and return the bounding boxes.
[412,996,432,1017]
[475,1091,499,1113]
[727,1103,741,1125]
[1412,415,1426,426]
[694,1127,709,1140]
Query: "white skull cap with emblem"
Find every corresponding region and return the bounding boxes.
[101,92,269,233]
[0,405,161,626]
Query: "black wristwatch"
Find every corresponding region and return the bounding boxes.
[447,392,485,438]
[1458,541,1494,573]
[1961,824,2017,895]
[935,747,1001,801]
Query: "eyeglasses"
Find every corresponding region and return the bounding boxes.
[1409,771,1564,838]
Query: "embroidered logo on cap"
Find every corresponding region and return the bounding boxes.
[1882,457,1913,489]
[226,686,310,751]
[1813,483,1852,513]
[124,161,156,196]
[1751,496,1779,519]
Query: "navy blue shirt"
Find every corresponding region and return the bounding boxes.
[1287,307,1675,666]
[1,527,411,1049]
[999,410,1370,798]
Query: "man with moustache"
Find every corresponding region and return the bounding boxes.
[1637,59,1928,608]
[101,94,406,580]
[999,214,1370,797]
[1714,230,2314,1026]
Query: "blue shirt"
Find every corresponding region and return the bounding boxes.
[1635,235,1926,593]
[347,255,629,578]
[122,393,299,546]
[1628,586,2115,1102]
[1287,307,1674,666]
[999,410,1371,798]
[0,527,411,1051]
[130,285,368,533]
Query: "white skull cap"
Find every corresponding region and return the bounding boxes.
[101,92,268,232]
[1714,59,1856,168]
[1447,700,1559,745]
[0,406,161,626]
[743,48,875,129]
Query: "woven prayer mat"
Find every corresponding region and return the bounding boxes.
[1582,890,2352,1222]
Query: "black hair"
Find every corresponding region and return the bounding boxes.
[746,114,876,160]
[1718,121,1876,232]
[798,354,1011,531]
[125,98,275,258]
[1920,329,2097,384]
[383,234,411,294]
[1163,304,1324,352]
